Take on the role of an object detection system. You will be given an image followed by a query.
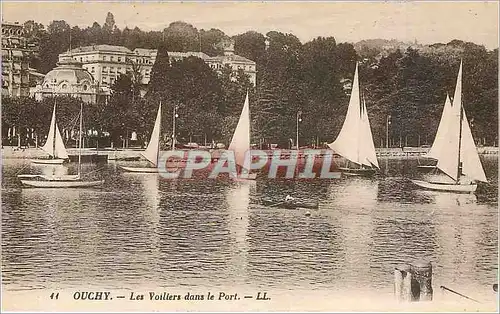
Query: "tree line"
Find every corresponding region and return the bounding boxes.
[3,13,498,148]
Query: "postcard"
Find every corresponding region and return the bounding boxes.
[1,1,498,312]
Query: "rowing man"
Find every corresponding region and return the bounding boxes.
[285,194,295,202]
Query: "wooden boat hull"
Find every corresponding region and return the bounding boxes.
[417,165,436,169]
[18,174,80,181]
[31,158,66,165]
[261,199,319,209]
[411,179,477,193]
[20,179,104,188]
[120,166,158,173]
[339,167,377,177]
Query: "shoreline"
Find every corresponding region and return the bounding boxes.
[1,146,498,160]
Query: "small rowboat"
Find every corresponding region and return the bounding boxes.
[261,199,319,209]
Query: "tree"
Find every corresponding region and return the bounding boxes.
[199,28,227,56]
[103,12,116,31]
[162,21,199,52]
[233,31,266,63]
[99,74,143,146]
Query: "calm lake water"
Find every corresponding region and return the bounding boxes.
[1,156,498,302]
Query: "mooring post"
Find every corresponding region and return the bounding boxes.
[410,260,433,301]
[394,264,412,302]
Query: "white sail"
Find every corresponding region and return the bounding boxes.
[328,63,378,168]
[328,63,362,164]
[142,103,162,167]
[41,105,56,156]
[54,124,69,159]
[426,94,452,160]
[41,103,68,159]
[229,92,251,169]
[360,99,379,168]
[436,61,462,181]
[460,108,487,182]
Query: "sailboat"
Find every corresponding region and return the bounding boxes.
[18,103,104,188]
[31,102,69,164]
[120,103,162,173]
[327,62,379,176]
[411,61,487,193]
[228,92,256,179]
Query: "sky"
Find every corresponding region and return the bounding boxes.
[1,1,499,49]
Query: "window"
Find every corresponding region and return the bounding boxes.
[80,57,83,62]
[91,67,95,72]
[61,84,67,89]
[103,66,107,72]
[103,56,107,61]
[83,85,88,91]
[110,56,114,61]
[118,57,121,62]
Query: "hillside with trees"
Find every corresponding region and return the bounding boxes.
[2,12,498,148]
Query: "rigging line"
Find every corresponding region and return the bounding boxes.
[63,111,82,145]
[14,162,32,175]
[77,165,104,178]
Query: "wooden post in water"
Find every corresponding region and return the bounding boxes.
[394,261,433,302]
[394,265,412,302]
[410,261,433,301]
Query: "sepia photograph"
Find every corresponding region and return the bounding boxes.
[1,0,498,312]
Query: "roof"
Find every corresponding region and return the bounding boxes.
[168,51,210,59]
[63,44,132,55]
[1,21,23,27]
[133,48,157,55]
[29,69,45,78]
[43,63,94,85]
[205,54,255,64]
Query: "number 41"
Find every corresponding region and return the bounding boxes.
[50,292,59,300]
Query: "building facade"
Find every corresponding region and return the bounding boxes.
[57,42,257,94]
[58,45,156,96]
[33,57,103,103]
[205,40,256,85]
[1,22,36,98]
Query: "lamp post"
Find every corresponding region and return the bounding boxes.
[296,110,302,150]
[172,105,179,150]
[386,115,391,148]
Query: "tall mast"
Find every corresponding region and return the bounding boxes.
[456,101,463,184]
[78,102,83,177]
[157,101,161,166]
[53,99,57,158]
[456,61,463,184]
